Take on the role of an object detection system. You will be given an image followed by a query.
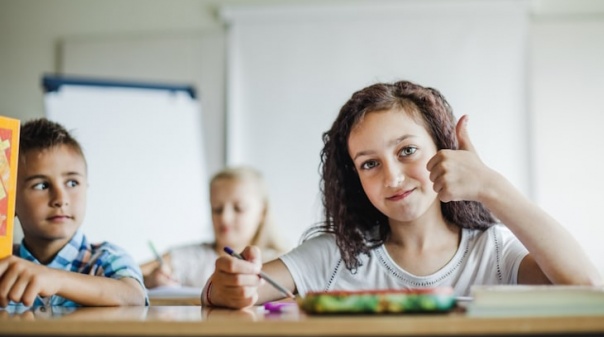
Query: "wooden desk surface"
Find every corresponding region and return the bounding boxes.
[2,305,604,336]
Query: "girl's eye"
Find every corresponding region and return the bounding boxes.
[211,207,223,214]
[399,146,417,157]
[234,205,247,213]
[360,160,379,170]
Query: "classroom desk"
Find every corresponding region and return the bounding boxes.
[2,305,604,337]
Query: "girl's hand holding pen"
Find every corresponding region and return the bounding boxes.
[224,247,295,299]
[208,246,265,309]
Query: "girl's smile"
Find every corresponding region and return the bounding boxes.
[386,188,415,202]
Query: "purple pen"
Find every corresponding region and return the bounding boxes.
[264,301,298,313]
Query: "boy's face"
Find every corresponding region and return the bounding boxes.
[15,145,88,246]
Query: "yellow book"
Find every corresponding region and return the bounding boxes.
[0,116,19,258]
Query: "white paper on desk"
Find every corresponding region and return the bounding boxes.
[147,286,202,299]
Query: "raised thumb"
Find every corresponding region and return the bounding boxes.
[456,114,476,152]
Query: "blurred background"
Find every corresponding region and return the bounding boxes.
[1,0,603,275]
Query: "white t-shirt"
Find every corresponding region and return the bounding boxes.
[170,242,284,288]
[279,224,528,297]
[169,243,218,288]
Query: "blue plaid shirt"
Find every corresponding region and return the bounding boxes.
[13,229,148,307]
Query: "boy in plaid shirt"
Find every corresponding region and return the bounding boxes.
[0,118,147,307]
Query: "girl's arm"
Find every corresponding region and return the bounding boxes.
[202,246,295,309]
[479,172,601,285]
[427,115,602,286]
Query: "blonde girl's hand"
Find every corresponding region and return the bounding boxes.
[144,264,179,289]
[426,115,500,203]
[206,246,263,309]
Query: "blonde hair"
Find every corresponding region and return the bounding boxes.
[210,166,288,256]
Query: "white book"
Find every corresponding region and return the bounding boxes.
[467,285,604,317]
[147,286,202,299]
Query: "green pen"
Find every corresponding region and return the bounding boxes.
[148,240,164,267]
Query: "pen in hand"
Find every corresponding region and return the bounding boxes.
[148,241,164,267]
[223,246,295,299]
[148,240,179,285]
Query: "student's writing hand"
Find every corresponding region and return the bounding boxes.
[427,115,501,203]
[206,246,263,309]
[0,256,61,307]
[144,264,179,289]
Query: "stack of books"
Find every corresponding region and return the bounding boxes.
[467,285,604,317]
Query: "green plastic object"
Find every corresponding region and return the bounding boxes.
[298,287,456,314]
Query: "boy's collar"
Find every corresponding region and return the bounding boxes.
[19,229,85,266]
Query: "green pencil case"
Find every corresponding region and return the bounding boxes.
[297,287,456,314]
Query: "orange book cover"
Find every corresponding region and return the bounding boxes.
[0,116,19,258]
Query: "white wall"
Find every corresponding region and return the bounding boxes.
[530,16,604,276]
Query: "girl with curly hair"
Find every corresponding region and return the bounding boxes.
[202,80,600,309]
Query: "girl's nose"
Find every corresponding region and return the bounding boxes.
[384,163,404,188]
[385,175,404,188]
[219,206,235,223]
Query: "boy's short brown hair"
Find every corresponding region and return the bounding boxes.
[20,118,86,164]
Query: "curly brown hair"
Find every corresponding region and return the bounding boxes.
[310,80,496,271]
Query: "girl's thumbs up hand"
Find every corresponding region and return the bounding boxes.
[427,115,498,203]
[456,115,477,153]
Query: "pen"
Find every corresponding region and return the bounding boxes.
[223,246,295,299]
[148,240,164,267]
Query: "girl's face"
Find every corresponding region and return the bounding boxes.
[347,108,440,225]
[210,177,265,250]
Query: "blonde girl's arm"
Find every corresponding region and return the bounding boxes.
[140,253,178,288]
